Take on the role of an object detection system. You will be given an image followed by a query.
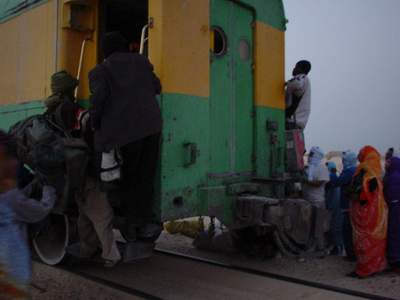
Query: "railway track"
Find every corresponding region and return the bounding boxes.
[34,249,397,300]
[154,249,397,300]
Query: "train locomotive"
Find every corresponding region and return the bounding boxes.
[0,0,329,263]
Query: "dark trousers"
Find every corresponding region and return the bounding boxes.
[342,211,355,259]
[120,133,160,226]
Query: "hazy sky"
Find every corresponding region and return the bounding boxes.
[284,0,400,154]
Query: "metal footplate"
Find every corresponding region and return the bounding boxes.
[233,195,280,229]
[233,196,331,257]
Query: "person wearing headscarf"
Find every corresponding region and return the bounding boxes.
[303,147,330,251]
[303,146,330,207]
[44,70,80,131]
[385,148,395,173]
[383,151,400,268]
[44,71,79,113]
[329,150,358,261]
[349,146,388,278]
[325,161,343,255]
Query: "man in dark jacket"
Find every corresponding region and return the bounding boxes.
[89,32,162,241]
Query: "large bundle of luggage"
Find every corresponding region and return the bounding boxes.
[9,114,89,213]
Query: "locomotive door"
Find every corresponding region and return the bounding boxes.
[210,0,254,178]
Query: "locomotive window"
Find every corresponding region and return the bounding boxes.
[211,26,227,57]
[239,39,250,61]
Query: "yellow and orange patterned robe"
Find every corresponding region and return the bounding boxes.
[351,146,388,277]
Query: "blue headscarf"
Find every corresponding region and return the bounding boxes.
[342,150,357,170]
[326,161,337,172]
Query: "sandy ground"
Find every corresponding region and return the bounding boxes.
[30,230,400,299]
[156,231,400,299]
[31,262,137,300]
[31,235,363,300]
[55,252,363,300]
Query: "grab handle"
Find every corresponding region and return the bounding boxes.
[74,37,91,99]
[139,18,154,55]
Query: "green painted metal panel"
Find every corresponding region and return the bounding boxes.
[158,93,210,220]
[254,106,285,178]
[0,0,48,23]
[0,101,44,130]
[232,5,254,173]
[210,0,231,174]
[241,0,286,31]
[210,0,254,176]
[157,94,287,224]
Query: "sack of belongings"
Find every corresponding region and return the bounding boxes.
[164,218,205,239]
[9,114,89,213]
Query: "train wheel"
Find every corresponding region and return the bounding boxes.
[32,214,70,265]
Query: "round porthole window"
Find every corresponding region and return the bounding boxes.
[239,39,250,61]
[211,26,227,57]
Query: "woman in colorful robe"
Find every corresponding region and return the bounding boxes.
[383,154,400,268]
[350,146,388,278]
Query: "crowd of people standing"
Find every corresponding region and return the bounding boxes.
[285,60,400,279]
[305,145,400,279]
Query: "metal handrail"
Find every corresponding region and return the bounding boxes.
[139,24,149,55]
[74,38,90,99]
[140,18,154,55]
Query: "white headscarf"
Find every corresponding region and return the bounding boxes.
[307,146,325,181]
[308,146,324,166]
